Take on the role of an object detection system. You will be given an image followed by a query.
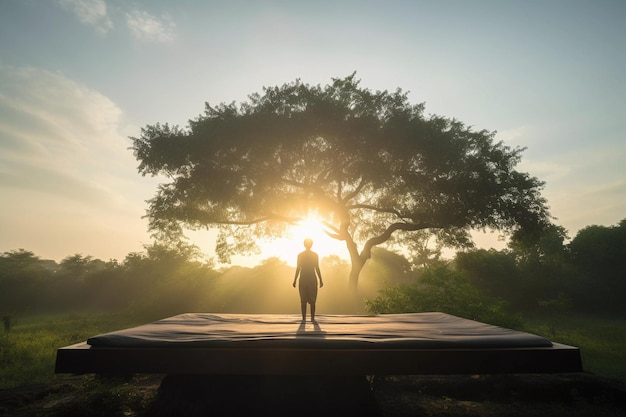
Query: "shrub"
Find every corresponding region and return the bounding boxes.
[365,263,522,328]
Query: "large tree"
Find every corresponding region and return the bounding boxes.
[131,74,550,289]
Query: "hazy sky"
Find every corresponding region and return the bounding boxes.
[1,0,624,264]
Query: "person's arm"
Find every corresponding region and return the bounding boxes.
[315,255,323,287]
[293,266,300,287]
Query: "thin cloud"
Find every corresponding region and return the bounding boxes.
[0,65,159,260]
[57,0,113,34]
[56,1,176,43]
[0,65,134,205]
[125,9,176,43]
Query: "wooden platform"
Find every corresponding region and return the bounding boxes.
[55,313,583,375]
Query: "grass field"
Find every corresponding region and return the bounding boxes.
[0,311,151,389]
[523,313,626,381]
[1,311,625,390]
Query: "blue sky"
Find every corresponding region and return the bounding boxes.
[1,0,624,263]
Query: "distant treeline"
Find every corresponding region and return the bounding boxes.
[1,220,625,320]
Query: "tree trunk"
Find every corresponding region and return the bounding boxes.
[347,246,365,292]
[344,233,372,292]
[348,262,364,292]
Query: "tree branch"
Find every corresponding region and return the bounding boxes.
[280,178,306,189]
[341,177,367,203]
[336,177,343,202]
[315,167,334,185]
[360,222,429,260]
[322,221,345,241]
[346,203,410,220]
[213,214,300,226]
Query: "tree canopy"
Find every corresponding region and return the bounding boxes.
[568,220,626,312]
[131,74,550,288]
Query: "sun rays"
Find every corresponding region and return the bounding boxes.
[257,214,345,265]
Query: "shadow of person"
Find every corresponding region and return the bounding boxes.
[313,321,322,333]
[296,320,326,338]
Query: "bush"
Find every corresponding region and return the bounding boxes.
[365,263,522,329]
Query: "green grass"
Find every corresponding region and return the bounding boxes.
[1,311,624,390]
[0,311,149,389]
[522,313,626,381]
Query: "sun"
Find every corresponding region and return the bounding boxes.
[185,214,347,267]
[290,216,329,242]
[256,214,346,265]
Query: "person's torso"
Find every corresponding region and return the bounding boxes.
[298,251,318,277]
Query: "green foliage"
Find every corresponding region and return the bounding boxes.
[452,220,626,314]
[568,221,626,313]
[0,243,411,320]
[360,247,412,282]
[3,217,625,319]
[0,249,49,312]
[2,315,12,332]
[404,229,474,269]
[122,251,218,318]
[0,312,147,389]
[455,223,593,312]
[366,263,521,329]
[131,73,550,287]
[59,254,97,278]
[523,313,626,381]
[0,243,216,316]
[507,224,579,309]
[509,223,570,263]
[537,293,573,336]
[455,249,520,301]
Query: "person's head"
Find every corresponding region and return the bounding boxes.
[303,238,313,249]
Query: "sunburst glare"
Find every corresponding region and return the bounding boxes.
[258,214,346,266]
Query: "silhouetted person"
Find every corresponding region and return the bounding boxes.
[293,238,323,322]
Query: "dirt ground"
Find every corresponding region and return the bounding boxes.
[1,372,625,417]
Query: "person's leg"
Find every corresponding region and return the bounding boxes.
[310,303,316,322]
[298,284,307,321]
